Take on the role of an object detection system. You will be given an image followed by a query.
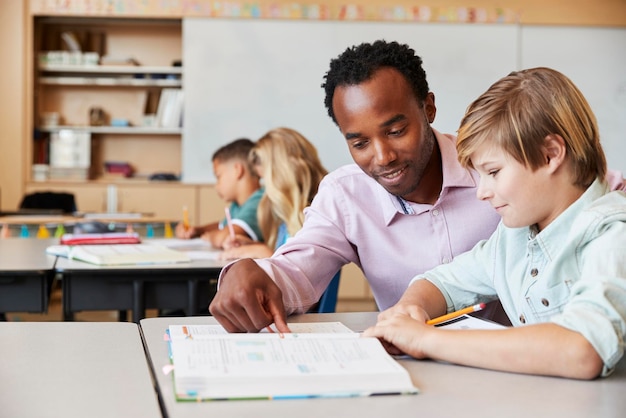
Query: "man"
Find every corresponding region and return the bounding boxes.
[209,40,624,333]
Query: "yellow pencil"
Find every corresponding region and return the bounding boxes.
[427,303,486,325]
[182,206,190,230]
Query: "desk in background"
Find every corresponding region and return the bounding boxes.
[0,237,225,322]
[56,253,225,323]
[0,238,57,314]
[0,322,161,418]
[140,312,626,418]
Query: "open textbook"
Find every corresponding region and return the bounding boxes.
[46,243,191,265]
[167,322,418,401]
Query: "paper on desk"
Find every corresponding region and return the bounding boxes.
[45,244,70,257]
[168,322,355,340]
[148,238,222,260]
[435,314,506,330]
[46,243,191,265]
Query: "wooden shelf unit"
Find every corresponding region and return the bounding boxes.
[31,17,183,179]
[28,16,187,218]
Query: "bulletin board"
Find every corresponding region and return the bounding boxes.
[182,19,518,182]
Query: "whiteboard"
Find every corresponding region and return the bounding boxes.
[182,19,518,182]
[520,26,626,173]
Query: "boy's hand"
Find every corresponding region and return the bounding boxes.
[174,221,197,239]
[209,258,289,333]
[377,302,430,323]
[362,313,431,358]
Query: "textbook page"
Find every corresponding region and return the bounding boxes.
[168,329,418,401]
[168,322,354,340]
[50,243,191,265]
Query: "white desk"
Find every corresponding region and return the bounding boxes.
[0,322,161,418]
[140,312,626,418]
[0,238,57,313]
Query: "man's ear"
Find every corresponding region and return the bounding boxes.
[424,92,436,124]
[543,134,567,172]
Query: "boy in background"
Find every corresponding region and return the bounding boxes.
[175,138,264,248]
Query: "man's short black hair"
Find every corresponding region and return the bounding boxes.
[321,40,429,125]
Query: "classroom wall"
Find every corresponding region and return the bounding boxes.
[182,20,626,182]
[0,1,27,211]
[182,20,520,181]
[0,0,624,211]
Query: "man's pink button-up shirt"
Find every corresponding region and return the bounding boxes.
[250,130,501,312]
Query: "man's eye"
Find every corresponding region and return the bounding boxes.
[388,126,406,137]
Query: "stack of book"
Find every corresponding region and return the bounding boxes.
[49,129,91,180]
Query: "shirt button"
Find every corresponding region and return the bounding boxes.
[541,298,549,307]
[530,268,539,277]
[432,209,439,216]
[519,314,526,324]
[442,257,450,264]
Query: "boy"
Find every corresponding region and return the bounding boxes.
[176,138,264,248]
[363,67,626,380]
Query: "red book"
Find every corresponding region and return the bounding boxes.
[60,232,141,245]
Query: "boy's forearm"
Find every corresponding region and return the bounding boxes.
[422,322,603,379]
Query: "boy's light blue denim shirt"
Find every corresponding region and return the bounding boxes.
[421,179,626,376]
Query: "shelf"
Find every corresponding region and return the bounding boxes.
[39,64,183,75]
[29,16,185,217]
[39,77,182,87]
[37,126,182,135]
[27,178,182,186]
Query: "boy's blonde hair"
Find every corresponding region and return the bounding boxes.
[457,67,606,187]
[250,127,328,249]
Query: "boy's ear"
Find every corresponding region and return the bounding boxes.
[543,134,567,173]
[232,161,245,179]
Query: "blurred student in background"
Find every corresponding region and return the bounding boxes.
[220,127,328,259]
[175,138,264,248]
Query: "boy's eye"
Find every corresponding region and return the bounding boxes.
[489,169,500,177]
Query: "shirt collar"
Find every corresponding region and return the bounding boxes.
[437,128,479,190]
[380,128,478,225]
[527,178,608,254]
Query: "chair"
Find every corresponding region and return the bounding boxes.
[19,191,77,214]
[314,271,341,313]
